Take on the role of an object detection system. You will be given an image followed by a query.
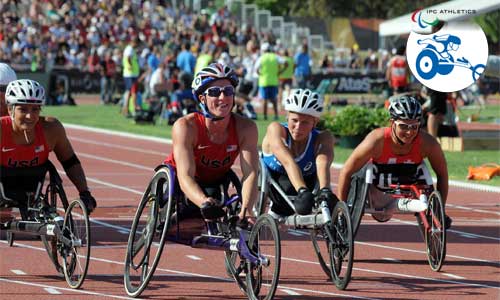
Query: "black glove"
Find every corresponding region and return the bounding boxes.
[317,188,339,212]
[200,201,225,220]
[79,190,97,214]
[295,187,314,215]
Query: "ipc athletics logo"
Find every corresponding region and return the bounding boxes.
[411,8,440,29]
[406,21,488,93]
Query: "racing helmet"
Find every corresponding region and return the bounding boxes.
[5,79,46,106]
[0,63,17,86]
[284,89,323,118]
[192,62,239,99]
[388,95,422,121]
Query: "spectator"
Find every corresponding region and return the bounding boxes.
[294,43,311,89]
[122,37,140,115]
[176,42,196,75]
[100,50,117,104]
[386,45,410,94]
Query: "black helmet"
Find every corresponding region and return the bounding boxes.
[388,95,422,121]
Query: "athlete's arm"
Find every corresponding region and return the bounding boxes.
[235,115,259,219]
[421,132,449,203]
[338,128,384,201]
[265,122,306,191]
[46,118,90,193]
[172,116,209,207]
[315,131,335,190]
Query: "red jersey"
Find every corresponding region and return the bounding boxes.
[372,127,423,165]
[164,113,239,183]
[390,55,408,88]
[1,116,50,168]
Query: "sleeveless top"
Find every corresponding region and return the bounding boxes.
[373,127,423,165]
[1,116,50,168]
[390,55,408,88]
[164,113,239,183]
[262,123,319,177]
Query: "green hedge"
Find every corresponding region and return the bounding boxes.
[319,106,390,137]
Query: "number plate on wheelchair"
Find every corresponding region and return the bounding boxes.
[230,238,239,251]
[46,224,56,236]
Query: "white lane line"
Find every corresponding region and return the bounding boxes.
[280,288,302,296]
[70,136,165,156]
[447,204,500,216]
[287,230,305,236]
[44,287,62,294]
[66,123,500,193]
[382,257,401,263]
[443,273,466,280]
[11,270,26,275]
[0,277,137,299]
[78,153,153,171]
[186,255,202,261]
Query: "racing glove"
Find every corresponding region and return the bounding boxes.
[79,190,97,214]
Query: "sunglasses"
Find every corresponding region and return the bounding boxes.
[204,85,235,97]
[395,121,420,131]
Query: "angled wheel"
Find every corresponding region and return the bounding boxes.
[124,167,174,297]
[41,174,69,275]
[62,199,91,289]
[7,231,14,247]
[425,191,446,272]
[346,175,366,239]
[330,201,354,290]
[246,214,281,300]
[311,227,333,280]
[254,161,269,217]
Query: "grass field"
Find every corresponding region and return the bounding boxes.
[43,104,500,186]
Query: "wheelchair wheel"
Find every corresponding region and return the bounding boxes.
[62,199,91,289]
[246,214,281,300]
[425,191,446,272]
[346,178,366,239]
[41,178,70,275]
[416,49,439,80]
[330,201,354,290]
[124,168,174,297]
[7,231,14,247]
[254,163,268,217]
[310,227,332,280]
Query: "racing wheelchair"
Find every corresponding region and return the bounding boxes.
[253,156,354,290]
[347,162,446,271]
[123,164,281,299]
[0,161,91,288]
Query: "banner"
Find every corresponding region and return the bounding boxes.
[309,72,382,94]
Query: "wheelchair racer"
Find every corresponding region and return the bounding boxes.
[337,95,451,227]
[261,89,338,218]
[163,62,259,222]
[0,79,97,221]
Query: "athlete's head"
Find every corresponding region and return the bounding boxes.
[5,79,45,127]
[192,63,239,120]
[388,95,422,145]
[0,63,17,117]
[284,89,323,141]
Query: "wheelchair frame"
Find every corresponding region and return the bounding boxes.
[255,156,354,290]
[347,162,447,272]
[1,161,91,289]
[123,164,281,300]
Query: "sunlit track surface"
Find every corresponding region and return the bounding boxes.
[1,125,498,300]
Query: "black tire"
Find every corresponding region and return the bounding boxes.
[246,214,281,300]
[41,173,69,275]
[310,227,333,280]
[7,232,14,247]
[425,191,446,272]
[62,199,91,289]
[254,162,268,217]
[329,201,354,290]
[124,167,174,297]
[346,176,366,239]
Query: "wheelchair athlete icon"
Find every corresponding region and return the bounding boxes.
[347,162,446,272]
[1,161,91,289]
[416,34,485,81]
[123,165,280,299]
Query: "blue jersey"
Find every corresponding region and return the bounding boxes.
[262,123,318,177]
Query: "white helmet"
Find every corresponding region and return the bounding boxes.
[284,89,323,118]
[0,63,17,86]
[5,79,45,105]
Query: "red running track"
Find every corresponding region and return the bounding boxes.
[1,125,499,300]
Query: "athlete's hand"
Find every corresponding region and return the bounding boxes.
[79,190,97,215]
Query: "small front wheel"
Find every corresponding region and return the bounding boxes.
[246,214,281,300]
